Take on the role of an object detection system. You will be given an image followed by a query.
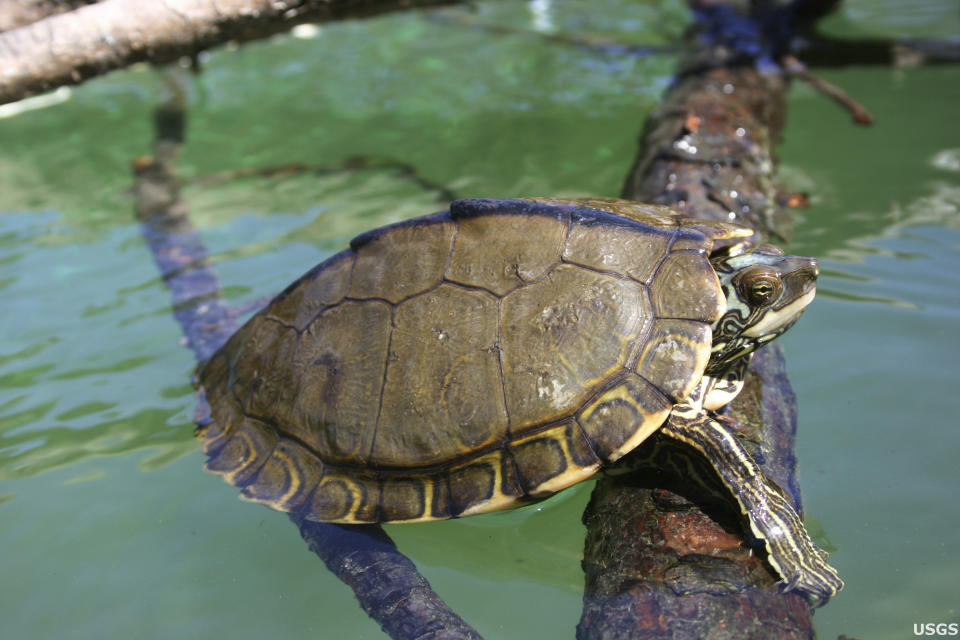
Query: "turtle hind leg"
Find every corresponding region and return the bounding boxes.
[663,403,844,606]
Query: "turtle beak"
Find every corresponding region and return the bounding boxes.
[781,256,818,301]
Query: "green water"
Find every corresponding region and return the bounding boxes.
[1,1,957,638]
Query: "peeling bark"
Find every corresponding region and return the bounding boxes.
[0,0,459,105]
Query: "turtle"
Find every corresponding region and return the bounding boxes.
[195,197,843,605]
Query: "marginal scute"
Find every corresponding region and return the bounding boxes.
[429,475,453,520]
[634,319,712,403]
[306,471,379,523]
[447,211,567,296]
[266,251,354,331]
[509,421,601,495]
[292,300,392,465]
[565,421,603,468]
[304,477,354,522]
[448,452,522,517]
[500,265,652,430]
[650,251,725,322]
[510,432,567,493]
[195,399,232,453]
[241,440,324,512]
[448,459,497,516]
[204,417,278,486]
[576,374,672,461]
[372,284,505,467]
[350,216,455,303]
[667,226,711,254]
[379,476,428,522]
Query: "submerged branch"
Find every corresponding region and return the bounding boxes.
[783,54,874,125]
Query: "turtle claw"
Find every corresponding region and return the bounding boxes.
[771,543,844,607]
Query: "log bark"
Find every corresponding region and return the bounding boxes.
[134,73,482,640]
[0,0,459,105]
[0,0,97,32]
[578,2,837,638]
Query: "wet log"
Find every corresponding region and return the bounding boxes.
[0,0,459,106]
[578,2,838,639]
[133,75,483,640]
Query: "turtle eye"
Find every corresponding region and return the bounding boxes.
[750,280,778,303]
[736,266,782,306]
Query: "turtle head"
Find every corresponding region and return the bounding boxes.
[707,244,818,374]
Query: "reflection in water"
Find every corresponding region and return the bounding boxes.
[530,0,554,32]
[801,181,960,309]
[931,148,960,172]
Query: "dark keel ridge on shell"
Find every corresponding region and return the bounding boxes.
[196,197,748,524]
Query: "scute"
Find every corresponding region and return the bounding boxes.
[499,264,652,431]
[447,207,567,296]
[229,319,300,425]
[293,300,392,466]
[350,214,455,303]
[635,319,713,403]
[197,198,735,524]
[204,417,277,486]
[649,252,725,323]
[563,216,673,283]
[508,421,601,495]
[241,439,324,512]
[266,251,354,331]
[372,284,505,468]
[576,374,673,461]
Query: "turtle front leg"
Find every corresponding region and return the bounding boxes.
[663,403,844,606]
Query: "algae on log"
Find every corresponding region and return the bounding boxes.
[579,18,829,640]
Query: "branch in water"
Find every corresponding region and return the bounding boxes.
[782,54,874,125]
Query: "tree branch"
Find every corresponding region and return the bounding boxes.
[0,0,460,105]
[0,0,99,32]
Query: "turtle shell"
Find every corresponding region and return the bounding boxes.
[196,198,751,523]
